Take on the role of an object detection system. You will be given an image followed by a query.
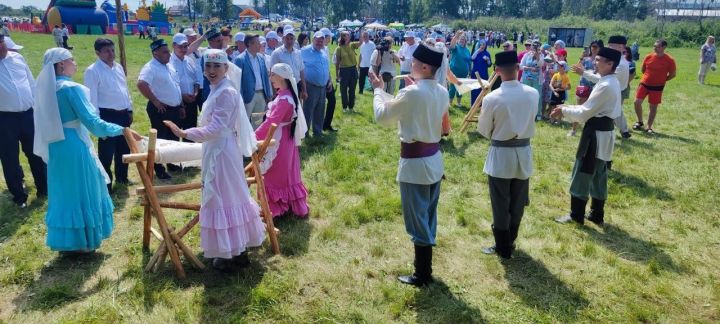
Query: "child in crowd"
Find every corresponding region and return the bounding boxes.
[549,61,571,124]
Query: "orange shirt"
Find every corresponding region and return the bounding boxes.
[640,53,676,86]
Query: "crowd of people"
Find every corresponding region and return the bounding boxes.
[0,23,715,281]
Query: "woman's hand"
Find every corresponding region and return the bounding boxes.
[125,128,143,141]
[163,120,187,139]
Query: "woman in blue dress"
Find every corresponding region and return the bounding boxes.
[448,31,471,107]
[470,40,492,106]
[34,48,141,254]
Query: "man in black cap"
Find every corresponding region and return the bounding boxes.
[552,47,622,227]
[477,51,537,259]
[370,43,448,287]
[137,39,183,179]
[572,35,632,139]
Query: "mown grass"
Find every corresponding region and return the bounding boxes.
[1,32,719,323]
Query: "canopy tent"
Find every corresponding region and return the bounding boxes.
[350,19,363,27]
[365,22,388,30]
[407,23,424,28]
[388,22,405,29]
[279,18,294,25]
[339,19,352,27]
[252,19,269,24]
[238,8,261,20]
[431,23,450,31]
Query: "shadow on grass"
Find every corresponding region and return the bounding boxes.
[640,130,698,144]
[440,136,473,157]
[614,135,656,153]
[0,195,45,243]
[581,224,684,273]
[12,252,106,311]
[501,250,589,319]
[414,279,487,323]
[609,170,673,201]
[273,216,313,257]
[300,131,338,162]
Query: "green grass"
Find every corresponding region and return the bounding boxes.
[1,31,719,322]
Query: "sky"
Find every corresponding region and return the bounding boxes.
[4,0,251,13]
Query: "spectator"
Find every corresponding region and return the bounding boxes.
[520,41,544,120]
[61,24,73,50]
[234,34,272,127]
[698,35,716,85]
[398,32,419,90]
[52,25,63,48]
[370,36,400,94]
[301,32,330,136]
[470,40,491,105]
[334,31,361,111]
[633,39,676,134]
[270,27,307,101]
[448,31,471,107]
[358,31,376,95]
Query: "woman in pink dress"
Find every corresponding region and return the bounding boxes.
[164,49,265,271]
[256,63,310,218]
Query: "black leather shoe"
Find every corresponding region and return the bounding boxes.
[323,127,338,132]
[167,164,182,172]
[398,274,433,286]
[156,171,172,180]
[233,252,251,268]
[212,258,233,272]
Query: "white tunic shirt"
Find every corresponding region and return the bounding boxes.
[84,59,132,111]
[374,79,449,185]
[169,53,201,95]
[582,57,629,91]
[359,41,376,68]
[0,52,34,112]
[561,74,622,161]
[138,58,182,107]
[478,80,537,179]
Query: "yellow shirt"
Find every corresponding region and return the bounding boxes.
[335,42,361,68]
[551,72,570,90]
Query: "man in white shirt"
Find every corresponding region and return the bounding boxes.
[137,39,183,179]
[169,33,201,133]
[552,47,623,226]
[84,38,133,191]
[265,31,281,56]
[230,32,246,61]
[477,51,537,259]
[398,32,419,89]
[357,31,375,95]
[0,35,47,207]
[61,24,73,50]
[371,44,448,287]
[270,27,307,100]
[571,35,631,139]
[320,28,338,132]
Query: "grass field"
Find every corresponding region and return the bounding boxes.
[1,32,719,323]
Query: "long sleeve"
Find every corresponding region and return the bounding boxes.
[66,85,123,137]
[256,98,293,140]
[582,70,601,84]
[373,87,408,128]
[477,96,494,139]
[561,82,610,123]
[83,68,99,109]
[24,59,36,90]
[185,90,234,143]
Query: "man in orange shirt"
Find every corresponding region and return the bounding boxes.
[633,39,676,134]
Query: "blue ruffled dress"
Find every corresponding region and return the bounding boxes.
[45,76,124,251]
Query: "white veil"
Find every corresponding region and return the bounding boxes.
[33,48,72,162]
[269,63,307,145]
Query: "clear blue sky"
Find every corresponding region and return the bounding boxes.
[4,0,251,13]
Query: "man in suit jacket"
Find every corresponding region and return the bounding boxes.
[234,34,272,127]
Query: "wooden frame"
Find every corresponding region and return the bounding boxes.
[459,72,499,133]
[122,125,280,278]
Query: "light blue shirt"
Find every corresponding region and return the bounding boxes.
[301,45,329,87]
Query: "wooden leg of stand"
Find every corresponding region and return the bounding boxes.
[154,215,200,270]
[251,154,280,255]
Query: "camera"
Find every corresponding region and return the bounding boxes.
[377,39,391,53]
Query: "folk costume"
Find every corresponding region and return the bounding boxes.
[255,63,310,218]
[477,51,537,259]
[556,48,622,226]
[35,48,124,252]
[182,50,266,267]
[373,44,448,286]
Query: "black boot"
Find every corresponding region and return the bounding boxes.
[482,226,513,259]
[509,223,520,251]
[556,196,586,224]
[398,245,433,286]
[586,198,605,226]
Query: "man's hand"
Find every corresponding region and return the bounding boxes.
[550,107,564,119]
[570,63,584,76]
[369,71,384,90]
[403,76,416,87]
[182,94,195,103]
[163,120,187,138]
[153,100,167,113]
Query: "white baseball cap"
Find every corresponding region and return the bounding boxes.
[183,28,197,37]
[404,32,415,38]
[320,28,332,37]
[259,36,267,44]
[313,31,325,39]
[284,26,295,36]
[266,31,281,41]
[234,32,246,42]
[4,37,23,50]
[172,33,188,45]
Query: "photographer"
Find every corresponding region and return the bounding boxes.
[371,36,400,94]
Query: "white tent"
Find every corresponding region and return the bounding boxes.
[351,19,363,27]
[431,23,450,31]
[253,19,269,24]
[339,19,352,27]
[365,22,388,30]
[280,18,294,25]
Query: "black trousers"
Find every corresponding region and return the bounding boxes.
[146,101,182,174]
[323,83,337,129]
[338,67,358,109]
[0,109,47,204]
[181,98,199,142]
[488,176,529,231]
[358,67,370,94]
[98,108,131,184]
[62,36,69,48]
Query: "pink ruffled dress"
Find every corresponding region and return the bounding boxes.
[185,79,266,258]
[255,89,309,217]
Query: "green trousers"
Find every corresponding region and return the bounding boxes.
[569,158,609,201]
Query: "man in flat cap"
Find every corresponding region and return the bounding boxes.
[572,35,632,139]
[370,43,449,287]
[552,47,623,227]
[137,39,183,179]
[477,51,537,259]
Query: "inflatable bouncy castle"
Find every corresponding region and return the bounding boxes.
[43,0,109,34]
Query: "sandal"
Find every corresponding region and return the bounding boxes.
[646,128,655,135]
[632,121,644,130]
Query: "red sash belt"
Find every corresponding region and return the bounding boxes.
[400,141,440,159]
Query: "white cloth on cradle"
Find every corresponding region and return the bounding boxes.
[139,137,203,167]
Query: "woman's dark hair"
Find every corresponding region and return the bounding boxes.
[297,32,309,47]
[624,45,632,61]
[590,39,604,48]
[276,26,284,35]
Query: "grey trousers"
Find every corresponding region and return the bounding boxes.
[303,83,326,135]
[569,158,609,201]
[399,181,441,246]
[488,176,529,231]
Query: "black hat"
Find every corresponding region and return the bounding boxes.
[608,35,627,45]
[597,47,621,65]
[205,28,221,40]
[495,51,518,66]
[150,39,167,52]
[412,43,444,68]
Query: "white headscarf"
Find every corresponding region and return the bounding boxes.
[270,63,307,146]
[33,48,72,162]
